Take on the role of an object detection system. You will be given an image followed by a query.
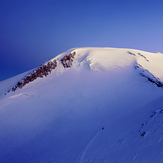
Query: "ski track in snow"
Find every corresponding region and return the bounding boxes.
[78,131,101,163]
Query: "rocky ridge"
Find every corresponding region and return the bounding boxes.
[7,49,163,93]
[8,51,76,92]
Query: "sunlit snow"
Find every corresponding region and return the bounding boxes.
[0,47,163,163]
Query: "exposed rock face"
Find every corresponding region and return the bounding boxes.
[138,108,163,137]
[9,51,77,92]
[137,53,149,62]
[135,64,163,88]
[60,51,76,68]
[128,51,150,62]
[140,72,163,87]
[128,51,136,56]
[9,60,57,92]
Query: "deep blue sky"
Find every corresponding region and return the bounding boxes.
[0,0,163,81]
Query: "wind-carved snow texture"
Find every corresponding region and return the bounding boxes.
[134,63,163,88]
[60,51,76,68]
[9,60,57,92]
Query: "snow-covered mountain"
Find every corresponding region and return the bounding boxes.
[0,47,163,163]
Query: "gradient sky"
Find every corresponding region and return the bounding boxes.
[0,0,163,81]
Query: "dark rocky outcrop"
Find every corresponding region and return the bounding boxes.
[134,64,163,88]
[128,51,149,62]
[138,108,163,137]
[140,72,163,88]
[128,51,136,56]
[8,51,77,93]
[9,60,57,92]
[137,53,149,62]
[60,51,76,68]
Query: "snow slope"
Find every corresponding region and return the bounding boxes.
[0,47,163,163]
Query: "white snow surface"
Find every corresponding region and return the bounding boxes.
[0,47,163,163]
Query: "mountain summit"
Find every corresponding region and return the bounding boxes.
[0,47,163,163]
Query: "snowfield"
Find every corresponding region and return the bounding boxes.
[0,47,163,163]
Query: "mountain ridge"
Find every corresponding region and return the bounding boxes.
[5,47,163,94]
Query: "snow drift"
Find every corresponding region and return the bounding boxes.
[0,47,163,163]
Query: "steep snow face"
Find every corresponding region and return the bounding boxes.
[0,47,163,163]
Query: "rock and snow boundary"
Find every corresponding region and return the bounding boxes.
[8,47,163,93]
[8,51,76,92]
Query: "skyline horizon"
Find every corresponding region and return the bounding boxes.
[1,0,163,81]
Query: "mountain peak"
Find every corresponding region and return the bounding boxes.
[7,47,163,93]
[0,47,163,163]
